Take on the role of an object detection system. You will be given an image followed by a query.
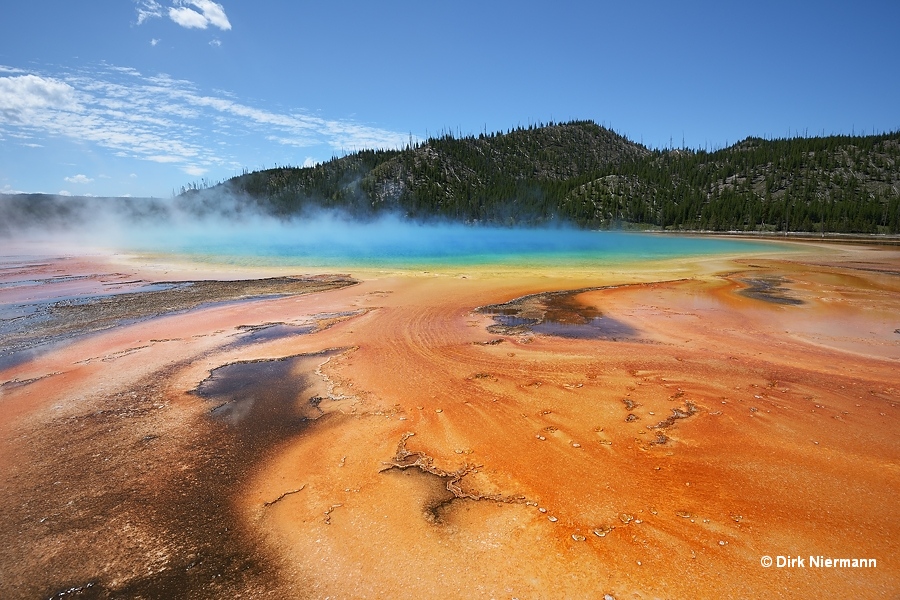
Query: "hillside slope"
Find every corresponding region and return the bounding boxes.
[204,120,900,233]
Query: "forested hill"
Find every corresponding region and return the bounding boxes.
[205,120,900,233]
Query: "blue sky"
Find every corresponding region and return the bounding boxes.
[1,0,897,198]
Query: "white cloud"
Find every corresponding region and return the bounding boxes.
[0,64,411,178]
[58,190,72,196]
[135,0,163,24]
[267,135,318,148]
[0,75,81,120]
[302,157,319,168]
[209,38,222,47]
[182,0,231,30]
[129,173,138,178]
[168,6,209,29]
[108,65,142,77]
[151,38,160,46]
[182,165,207,176]
[64,174,94,184]
[138,1,231,31]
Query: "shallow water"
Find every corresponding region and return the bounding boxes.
[228,323,317,348]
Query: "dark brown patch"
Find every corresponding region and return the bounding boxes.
[0,351,345,598]
[477,287,639,340]
[737,277,804,305]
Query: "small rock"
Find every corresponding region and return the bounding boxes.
[548,516,558,522]
[593,526,614,537]
[539,507,547,513]
[435,408,442,413]
[572,534,586,541]
[572,442,581,448]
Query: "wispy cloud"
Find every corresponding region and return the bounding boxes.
[136,0,231,31]
[183,165,208,177]
[0,64,411,177]
[64,174,94,184]
[135,0,163,25]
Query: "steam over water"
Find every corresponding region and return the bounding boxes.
[1,195,772,267]
[122,217,773,268]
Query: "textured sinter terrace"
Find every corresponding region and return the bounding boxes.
[0,240,898,599]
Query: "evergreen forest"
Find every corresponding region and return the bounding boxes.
[194,120,900,234]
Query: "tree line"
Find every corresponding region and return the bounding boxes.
[211,121,900,233]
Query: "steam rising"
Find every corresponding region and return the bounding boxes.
[0,192,764,267]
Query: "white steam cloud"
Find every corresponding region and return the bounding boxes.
[0,192,762,268]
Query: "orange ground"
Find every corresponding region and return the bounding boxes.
[1,241,898,599]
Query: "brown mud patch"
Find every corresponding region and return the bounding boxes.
[0,346,348,599]
[737,276,804,305]
[0,345,355,599]
[477,285,643,339]
[193,350,346,445]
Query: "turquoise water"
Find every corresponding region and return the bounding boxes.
[127,217,778,268]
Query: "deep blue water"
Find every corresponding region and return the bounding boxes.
[126,217,777,268]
